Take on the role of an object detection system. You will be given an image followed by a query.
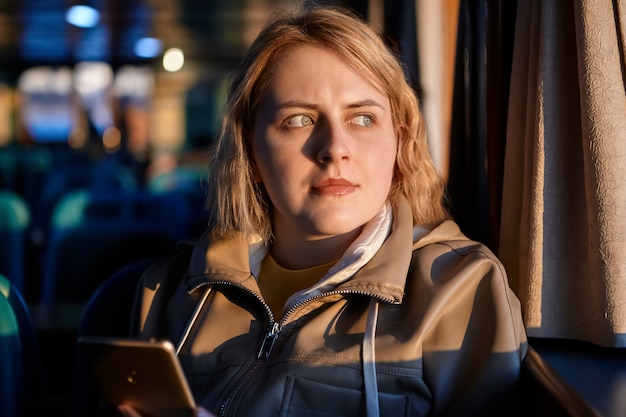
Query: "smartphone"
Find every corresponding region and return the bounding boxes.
[78,336,196,417]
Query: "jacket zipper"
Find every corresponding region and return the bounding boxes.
[189,280,396,417]
[258,321,282,360]
[189,280,277,417]
[257,288,395,361]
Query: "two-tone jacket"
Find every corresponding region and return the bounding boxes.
[130,199,527,417]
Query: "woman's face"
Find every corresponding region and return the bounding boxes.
[252,45,397,243]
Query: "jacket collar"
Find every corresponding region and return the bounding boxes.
[412,217,466,250]
[186,199,461,303]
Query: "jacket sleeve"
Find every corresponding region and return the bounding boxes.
[416,241,528,417]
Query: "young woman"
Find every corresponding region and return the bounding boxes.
[121,5,527,417]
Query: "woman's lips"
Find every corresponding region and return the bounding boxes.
[311,178,357,196]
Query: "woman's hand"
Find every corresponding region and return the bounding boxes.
[117,405,215,417]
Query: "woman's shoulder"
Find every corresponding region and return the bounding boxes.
[413,219,501,262]
[410,219,508,287]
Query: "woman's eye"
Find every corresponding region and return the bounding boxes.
[352,114,373,127]
[285,114,314,127]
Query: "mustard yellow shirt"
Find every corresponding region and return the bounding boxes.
[258,254,337,319]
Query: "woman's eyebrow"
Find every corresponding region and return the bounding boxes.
[275,99,385,110]
[346,99,386,110]
[275,100,319,110]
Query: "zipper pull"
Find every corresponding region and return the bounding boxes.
[257,321,281,360]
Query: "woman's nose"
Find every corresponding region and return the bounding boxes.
[315,121,352,164]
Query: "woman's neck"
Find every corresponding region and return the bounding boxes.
[270,228,362,270]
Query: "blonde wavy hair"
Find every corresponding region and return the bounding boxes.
[207,5,450,243]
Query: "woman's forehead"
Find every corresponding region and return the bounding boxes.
[259,44,388,100]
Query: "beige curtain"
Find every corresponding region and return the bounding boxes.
[499,0,626,347]
[416,0,460,181]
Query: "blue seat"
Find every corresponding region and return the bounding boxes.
[0,282,21,417]
[147,165,210,238]
[147,165,208,196]
[40,189,191,304]
[69,242,193,417]
[31,160,138,249]
[69,255,163,416]
[521,344,602,416]
[14,146,55,210]
[0,190,31,293]
[0,147,20,191]
[0,273,51,416]
[530,337,626,417]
